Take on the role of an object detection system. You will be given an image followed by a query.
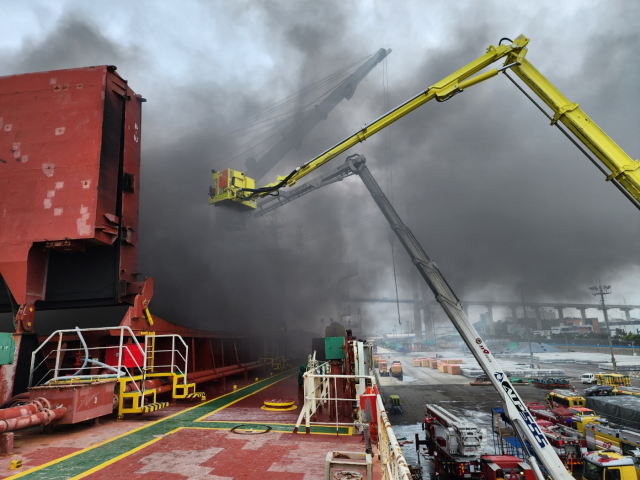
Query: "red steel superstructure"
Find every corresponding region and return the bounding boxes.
[0,67,275,411]
[0,66,147,329]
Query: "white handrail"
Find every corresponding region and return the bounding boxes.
[377,394,412,480]
[29,326,146,388]
[294,365,412,480]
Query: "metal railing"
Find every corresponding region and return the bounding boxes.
[29,326,146,385]
[296,362,374,434]
[295,363,412,480]
[28,327,193,403]
[144,334,190,386]
[377,393,412,480]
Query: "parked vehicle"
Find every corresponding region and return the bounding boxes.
[390,361,403,381]
[547,390,587,408]
[584,385,614,397]
[582,451,637,480]
[423,404,487,479]
[581,373,597,384]
[378,359,389,376]
[470,374,492,386]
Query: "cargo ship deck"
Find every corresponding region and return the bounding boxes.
[1,370,383,479]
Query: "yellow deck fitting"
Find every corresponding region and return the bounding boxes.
[261,398,297,411]
[142,402,169,413]
[185,392,206,401]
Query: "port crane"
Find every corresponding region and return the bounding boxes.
[244,48,391,183]
[210,34,640,480]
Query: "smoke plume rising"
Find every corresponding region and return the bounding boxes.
[1,2,638,334]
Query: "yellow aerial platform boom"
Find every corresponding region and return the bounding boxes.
[210,34,640,210]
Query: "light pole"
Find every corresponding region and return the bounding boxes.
[589,284,616,372]
[521,288,534,369]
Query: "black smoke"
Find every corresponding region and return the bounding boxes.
[1,3,639,334]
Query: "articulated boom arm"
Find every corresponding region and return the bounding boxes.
[253,154,574,480]
[509,58,640,205]
[354,157,572,480]
[254,156,361,217]
[210,35,529,208]
[211,34,640,210]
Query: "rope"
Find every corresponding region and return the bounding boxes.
[391,240,402,326]
[380,56,401,326]
[230,424,272,434]
[211,52,379,169]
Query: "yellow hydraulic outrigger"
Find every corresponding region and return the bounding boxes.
[210,34,640,209]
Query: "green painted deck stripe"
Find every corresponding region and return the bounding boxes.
[194,421,351,435]
[11,370,296,480]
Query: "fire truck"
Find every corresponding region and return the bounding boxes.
[481,456,536,480]
[418,406,536,480]
[423,404,487,479]
[526,402,575,426]
[541,424,587,467]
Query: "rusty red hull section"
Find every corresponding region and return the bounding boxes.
[0,66,146,324]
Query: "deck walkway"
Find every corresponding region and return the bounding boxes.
[4,370,377,479]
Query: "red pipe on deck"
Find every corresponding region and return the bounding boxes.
[123,361,264,394]
[189,363,264,385]
[188,362,262,379]
[0,404,39,421]
[0,407,67,433]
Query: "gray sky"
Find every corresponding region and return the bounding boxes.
[1,0,638,332]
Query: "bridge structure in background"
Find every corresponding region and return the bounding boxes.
[345,296,640,337]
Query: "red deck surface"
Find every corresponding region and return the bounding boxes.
[0,373,381,479]
[84,428,374,479]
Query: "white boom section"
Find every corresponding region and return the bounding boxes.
[426,404,473,428]
[354,154,572,480]
[257,153,574,480]
[426,404,487,457]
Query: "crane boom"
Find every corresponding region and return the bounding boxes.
[210,34,640,210]
[254,158,358,217]
[210,35,528,209]
[252,154,573,480]
[245,48,392,183]
[510,58,640,204]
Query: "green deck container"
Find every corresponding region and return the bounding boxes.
[325,337,345,360]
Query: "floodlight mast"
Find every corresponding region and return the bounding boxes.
[590,284,616,372]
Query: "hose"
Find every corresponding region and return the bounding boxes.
[71,327,89,377]
[238,169,299,199]
[0,393,30,410]
[499,37,514,45]
[230,424,272,435]
[83,358,123,374]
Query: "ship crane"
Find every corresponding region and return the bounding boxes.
[243,48,391,183]
[209,34,640,480]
